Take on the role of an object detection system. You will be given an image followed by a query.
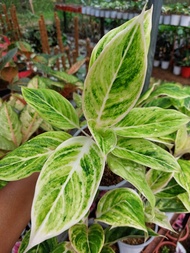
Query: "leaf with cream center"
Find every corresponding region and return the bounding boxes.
[25,136,105,251]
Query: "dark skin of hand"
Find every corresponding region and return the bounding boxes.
[0,173,39,253]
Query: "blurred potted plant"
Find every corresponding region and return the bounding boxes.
[180,49,190,78]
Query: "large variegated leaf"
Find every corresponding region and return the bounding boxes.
[96,188,147,232]
[69,223,104,253]
[22,87,80,130]
[178,192,190,212]
[174,126,190,157]
[89,7,152,66]
[142,97,172,109]
[146,169,173,194]
[25,136,105,251]
[88,120,117,154]
[83,10,149,128]
[155,178,186,199]
[0,102,22,148]
[136,82,158,107]
[145,206,174,232]
[19,230,59,253]
[113,107,189,138]
[174,159,190,198]
[107,154,155,208]
[148,82,190,100]
[0,131,70,180]
[156,197,187,213]
[20,105,43,143]
[112,138,180,172]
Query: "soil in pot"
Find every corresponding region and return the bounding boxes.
[156,241,176,253]
[100,164,123,187]
[122,223,156,246]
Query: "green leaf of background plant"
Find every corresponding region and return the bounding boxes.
[0,135,17,150]
[96,188,147,232]
[113,107,189,138]
[34,63,81,84]
[28,76,64,89]
[0,47,17,71]
[22,87,79,130]
[83,11,148,128]
[26,136,105,251]
[146,169,173,194]
[69,223,104,253]
[112,138,180,172]
[174,159,190,198]
[107,154,155,208]
[20,105,43,143]
[0,102,22,148]
[0,131,70,180]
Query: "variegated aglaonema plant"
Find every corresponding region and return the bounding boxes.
[0,7,190,253]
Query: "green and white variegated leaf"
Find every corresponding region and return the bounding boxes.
[51,242,77,253]
[40,120,54,132]
[26,136,105,251]
[83,10,149,128]
[0,131,70,180]
[143,97,173,109]
[107,154,155,208]
[96,188,147,232]
[146,136,174,151]
[88,120,117,154]
[136,82,159,106]
[22,87,80,130]
[145,206,174,232]
[112,138,180,172]
[147,82,190,100]
[178,192,190,212]
[100,246,115,253]
[156,197,187,213]
[146,169,173,194]
[0,102,22,149]
[89,7,152,67]
[174,125,190,158]
[18,230,58,253]
[174,159,190,198]
[20,105,43,143]
[155,178,186,199]
[28,76,64,89]
[69,223,104,253]
[113,107,189,138]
